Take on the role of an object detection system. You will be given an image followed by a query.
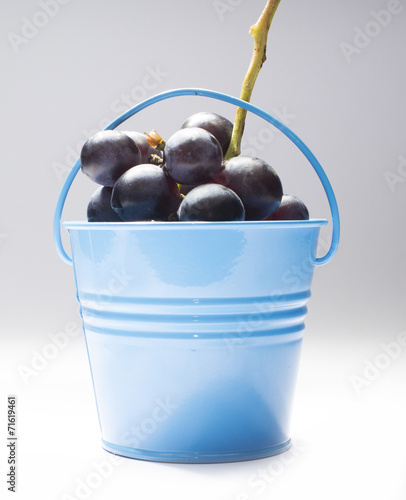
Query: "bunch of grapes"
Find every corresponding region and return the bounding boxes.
[81,111,309,223]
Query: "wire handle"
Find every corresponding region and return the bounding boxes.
[53,88,340,266]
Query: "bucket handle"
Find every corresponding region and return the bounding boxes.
[54,88,340,266]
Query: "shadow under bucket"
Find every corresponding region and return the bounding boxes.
[54,89,340,463]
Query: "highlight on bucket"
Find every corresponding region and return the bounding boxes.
[53,88,340,463]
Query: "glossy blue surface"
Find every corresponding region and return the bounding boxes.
[65,220,325,462]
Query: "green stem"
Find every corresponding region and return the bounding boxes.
[224,0,282,160]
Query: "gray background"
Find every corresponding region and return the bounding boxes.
[1,1,406,499]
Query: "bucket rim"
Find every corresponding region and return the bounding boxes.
[62,219,328,230]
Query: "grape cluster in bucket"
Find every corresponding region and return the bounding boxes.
[81,111,309,223]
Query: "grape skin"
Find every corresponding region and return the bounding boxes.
[121,130,163,164]
[164,127,223,185]
[269,194,309,220]
[178,183,245,222]
[214,156,283,220]
[181,112,233,156]
[111,164,181,221]
[81,130,141,187]
[87,186,123,222]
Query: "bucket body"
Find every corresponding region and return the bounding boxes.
[65,220,325,463]
[55,89,340,463]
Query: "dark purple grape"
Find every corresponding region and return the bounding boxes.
[269,194,309,220]
[121,130,163,164]
[111,164,181,221]
[214,156,282,220]
[81,130,141,187]
[181,112,233,156]
[164,127,223,185]
[87,186,123,222]
[178,183,245,222]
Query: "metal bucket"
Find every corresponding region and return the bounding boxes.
[54,89,340,463]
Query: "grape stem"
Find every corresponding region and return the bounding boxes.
[224,0,282,161]
[145,129,166,151]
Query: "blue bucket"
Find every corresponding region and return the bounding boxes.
[54,89,340,463]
